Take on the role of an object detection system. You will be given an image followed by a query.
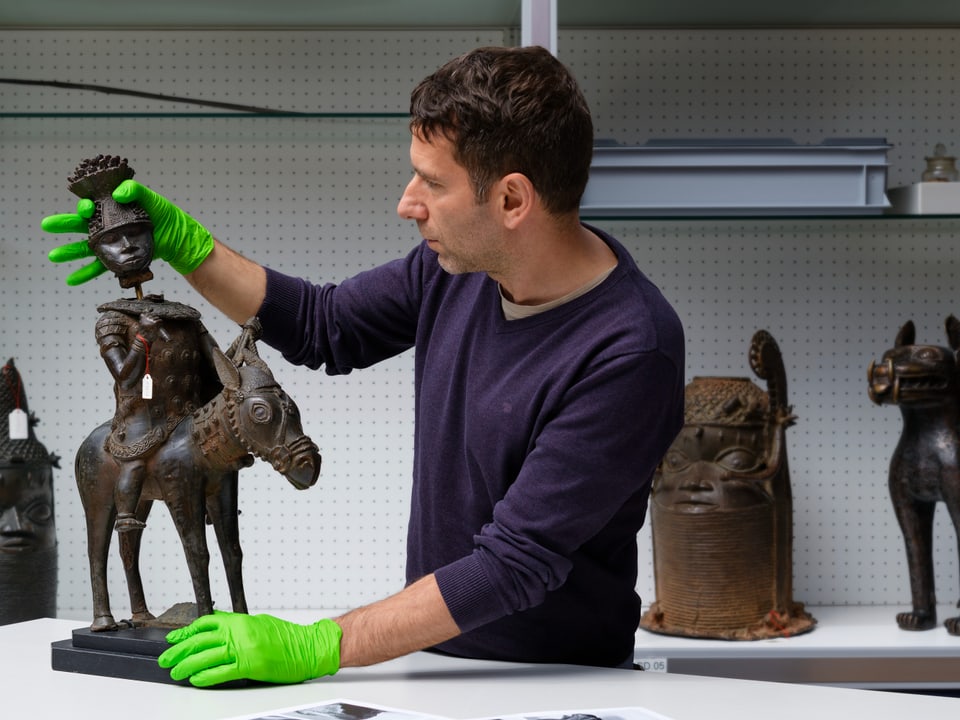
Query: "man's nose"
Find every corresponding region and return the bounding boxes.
[397,180,426,221]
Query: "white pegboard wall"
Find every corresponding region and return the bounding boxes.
[2,27,960,621]
[0,29,506,115]
[560,28,960,188]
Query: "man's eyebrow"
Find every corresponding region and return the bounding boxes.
[413,167,442,184]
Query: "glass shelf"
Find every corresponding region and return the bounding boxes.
[0,113,411,145]
[581,213,960,221]
[0,113,409,119]
[4,0,960,29]
[4,112,958,222]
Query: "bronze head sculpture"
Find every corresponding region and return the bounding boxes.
[67,155,154,291]
[0,358,59,624]
[63,155,322,631]
[868,315,960,635]
[640,330,815,639]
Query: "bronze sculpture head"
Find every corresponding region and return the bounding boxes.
[640,330,815,640]
[68,155,154,290]
[0,358,59,624]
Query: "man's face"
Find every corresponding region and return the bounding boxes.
[397,132,506,276]
[89,221,154,278]
[0,465,55,552]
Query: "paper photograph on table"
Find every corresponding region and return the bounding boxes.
[229,699,448,720]
[226,700,674,720]
[479,707,674,720]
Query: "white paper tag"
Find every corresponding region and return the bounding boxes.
[8,408,28,440]
[142,374,154,400]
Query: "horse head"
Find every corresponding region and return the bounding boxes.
[213,319,321,490]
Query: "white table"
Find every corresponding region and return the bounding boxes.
[4,618,959,720]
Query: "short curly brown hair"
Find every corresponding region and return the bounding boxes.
[409,46,594,216]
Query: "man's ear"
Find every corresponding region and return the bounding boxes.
[497,172,536,229]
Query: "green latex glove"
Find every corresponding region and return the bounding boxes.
[43,199,107,285]
[157,611,342,687]
[43,179,215,284]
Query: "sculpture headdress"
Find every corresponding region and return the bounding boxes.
[67,155,151,241]
[684,330,796,432]
[684,376,768,428]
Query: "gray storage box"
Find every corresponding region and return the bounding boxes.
[580,138,891,216]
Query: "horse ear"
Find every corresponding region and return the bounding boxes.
[895,320,915,348]
[212,344,241,389]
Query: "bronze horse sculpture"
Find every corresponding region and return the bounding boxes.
[75,319,321,632]
[868,316,960,635]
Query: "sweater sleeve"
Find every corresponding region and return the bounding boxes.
[256,244,427,373]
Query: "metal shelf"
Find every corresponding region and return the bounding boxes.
[3,0,960,29]
[634,605,960,690]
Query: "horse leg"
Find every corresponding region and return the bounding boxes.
[207,471,248,614]
[117,499,156,625]
[163,473,214,617]
[889,475,937,630]
[75,424,119,632]
[83,498,118,631]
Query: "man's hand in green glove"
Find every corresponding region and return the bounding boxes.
[42,180,215,285]
[113,180,215,274]
[157,612,342,687]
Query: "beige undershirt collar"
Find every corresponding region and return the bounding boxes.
[500,265,616,321]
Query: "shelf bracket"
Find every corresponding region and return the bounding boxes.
[521,0,557,54]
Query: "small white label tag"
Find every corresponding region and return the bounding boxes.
[635,656,668,673]
[8,408,28,440]
[142,374,154,400]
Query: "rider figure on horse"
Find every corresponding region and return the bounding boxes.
[68,155,221,532]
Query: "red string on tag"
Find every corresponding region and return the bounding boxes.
[2,361,21,409]
[136,335,154,400]
[4,361,28,439]
[136,335,151,376]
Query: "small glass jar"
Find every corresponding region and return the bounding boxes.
[922,143,960,182]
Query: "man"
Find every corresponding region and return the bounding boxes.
[43,45,685,686]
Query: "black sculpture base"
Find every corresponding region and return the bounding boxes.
[51,626,185,685]
[51,624,251,687]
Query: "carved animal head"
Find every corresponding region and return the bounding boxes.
[212,322,321,490]
[868,315,960,407]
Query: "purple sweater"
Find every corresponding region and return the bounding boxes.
[258,226,684,667]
